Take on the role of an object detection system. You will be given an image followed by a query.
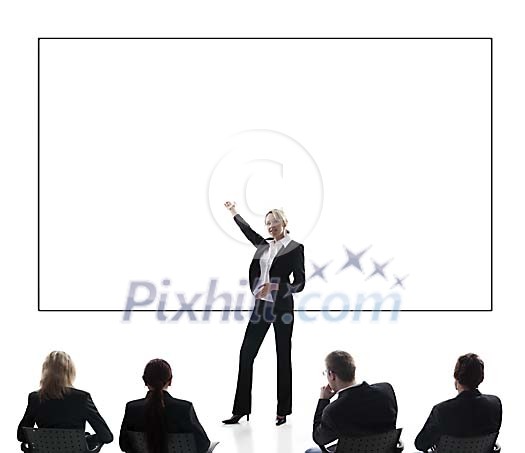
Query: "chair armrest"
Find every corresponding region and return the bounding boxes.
[84,432,103,453]
[494,443,501,453]
[207,441,220,453]
[20,443,30,453]
[395,440,404,452]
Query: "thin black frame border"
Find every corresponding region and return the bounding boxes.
[37,37,493,313]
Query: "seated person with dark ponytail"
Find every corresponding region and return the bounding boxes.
[119,359,213,453]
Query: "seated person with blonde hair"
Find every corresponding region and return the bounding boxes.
[17,351,113,450]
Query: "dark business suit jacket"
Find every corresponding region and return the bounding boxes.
[119,391,210,453]
[415,389,502,452]
[17,388,113,444]
[233,214,305,312]
[313,382,398,447]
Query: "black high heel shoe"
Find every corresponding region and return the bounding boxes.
[275,415,287,426]
[222,414,250,424]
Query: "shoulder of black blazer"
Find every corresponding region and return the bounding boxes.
[27,387,91,405]
[334,382,397,405]
[433,391,502,414]
[125,393,193,413]
[373,382,397,400]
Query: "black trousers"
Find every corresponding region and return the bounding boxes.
[232,299,294,416]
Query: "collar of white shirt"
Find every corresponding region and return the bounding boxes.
[270,233,292,249]
[336,381,363,396]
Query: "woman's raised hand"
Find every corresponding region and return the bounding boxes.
[224,201,238,216]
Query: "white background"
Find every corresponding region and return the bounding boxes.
[0,2,522,452]
[38,38,490,311]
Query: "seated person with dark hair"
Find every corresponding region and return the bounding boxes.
[17,351,113,450]
[120,359,216,453]
[305,350,398,453]
[415,353,502,452]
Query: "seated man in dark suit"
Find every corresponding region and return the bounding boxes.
[305,350,398,453]
[415,353,502,452]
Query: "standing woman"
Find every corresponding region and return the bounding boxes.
[222,201,305,426]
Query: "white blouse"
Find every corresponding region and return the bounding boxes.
[255,234,292,302]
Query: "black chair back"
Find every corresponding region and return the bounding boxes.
[335,428,403,453]
[127,431,198,453]
[22,428,91,453]
[434,432,499,453]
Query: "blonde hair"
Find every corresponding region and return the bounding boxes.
[265,209,290,234]
[39,351,76,400]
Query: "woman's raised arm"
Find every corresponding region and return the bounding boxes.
[224,201,266,247]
